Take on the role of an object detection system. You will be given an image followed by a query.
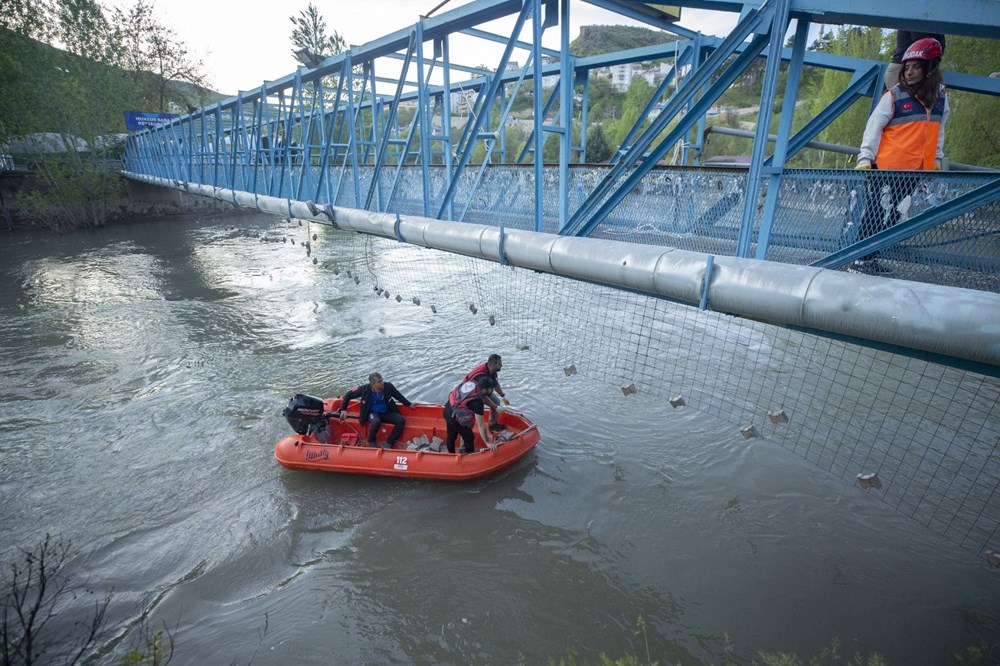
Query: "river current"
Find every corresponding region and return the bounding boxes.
[1,211,997,664]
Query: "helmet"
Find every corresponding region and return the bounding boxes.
[902,37,943,64]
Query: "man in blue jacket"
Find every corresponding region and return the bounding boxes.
[339,372,412,448]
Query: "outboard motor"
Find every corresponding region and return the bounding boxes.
[283,394,326,435]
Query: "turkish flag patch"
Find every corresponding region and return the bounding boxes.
[902,102,913,111]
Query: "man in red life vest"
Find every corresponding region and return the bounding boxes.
[462,354,508,432]
[443,376,497,454]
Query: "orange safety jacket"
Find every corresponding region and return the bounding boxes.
[876,85,946,170]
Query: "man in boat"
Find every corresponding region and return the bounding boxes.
[338,372,412,448]
[444,375,498,454]
[463,354,508,432]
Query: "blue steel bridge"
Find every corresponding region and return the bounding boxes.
[123,1,1000,290]
[124,0,1000,556]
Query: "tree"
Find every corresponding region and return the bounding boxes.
[806,27,886,157]
[1,535,110,665]
[1,0,136,228]
[56,0,117,64]
[0,0,208,228]
[939,36,1000,168]
[586,123,612,163]
[289,3,345,60]
[602,77,653,151]
[111,1,208,111]
[1,534,175,665]
[0,0,55,41]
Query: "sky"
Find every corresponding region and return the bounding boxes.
[106,0,742,97]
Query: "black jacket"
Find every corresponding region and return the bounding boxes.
[341,382,411,425]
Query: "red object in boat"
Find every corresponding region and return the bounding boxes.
[274,398,540,481]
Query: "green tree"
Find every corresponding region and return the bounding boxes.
[807,26,886,157]
[0,0,55,39]
[602,77,653,151]
[585,75,616,122]
[0,0,207,228]
[940,36,1000,167]
[289,3,345,59]
[586,123,612,163]
[1,0,135,228]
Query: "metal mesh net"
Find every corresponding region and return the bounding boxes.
[315,230,1000,557]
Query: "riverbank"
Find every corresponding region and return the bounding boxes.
[0,170,234,231]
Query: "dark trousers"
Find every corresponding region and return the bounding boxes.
[857,171,920,260]
[443,403,475,454]
[367,410,405,446]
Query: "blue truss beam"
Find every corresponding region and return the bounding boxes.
[366,31,418,209]
[648,0,999,38]
[736,0,790,257]
[460,26,562,58]
[436,0,533,219]
[561,1,773,236]
[754,16,809,260]
[582,0,697,37]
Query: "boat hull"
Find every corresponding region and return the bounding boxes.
[274,399,540,481]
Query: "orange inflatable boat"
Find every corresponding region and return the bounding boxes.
[274,395,540,481]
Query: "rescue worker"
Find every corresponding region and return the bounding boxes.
[853,37,949,274]
[443,375,497,454]
[339,372,412,448]
[462,354,508,431]
[883,31,945,91]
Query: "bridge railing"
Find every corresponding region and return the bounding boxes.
[124,151,1000,293]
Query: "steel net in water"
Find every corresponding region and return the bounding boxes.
[316,232,1000,558]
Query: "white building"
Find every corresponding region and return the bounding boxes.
[610,63,634,93]
[450,88,478,114]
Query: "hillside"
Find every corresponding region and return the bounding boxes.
[0,28,224,137]
[571,24,678,57]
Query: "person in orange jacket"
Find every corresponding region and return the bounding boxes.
[852,37,949,274]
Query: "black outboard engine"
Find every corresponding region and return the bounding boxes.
[283,394,326,435]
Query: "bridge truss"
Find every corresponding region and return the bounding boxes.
[124,0,998,270]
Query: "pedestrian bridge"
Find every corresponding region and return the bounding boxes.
[123,0,1000,558]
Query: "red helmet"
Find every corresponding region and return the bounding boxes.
[902,37,943,63]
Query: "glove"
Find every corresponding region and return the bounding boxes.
[855,163,871,170]
[502,398,510,406]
